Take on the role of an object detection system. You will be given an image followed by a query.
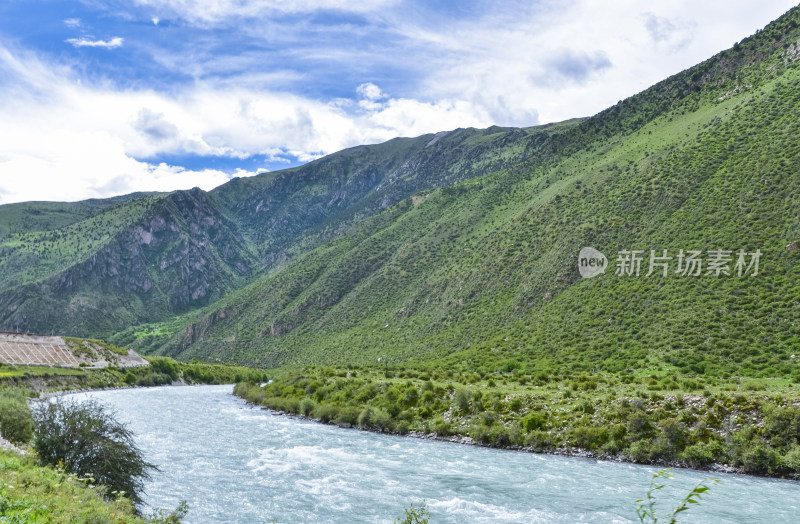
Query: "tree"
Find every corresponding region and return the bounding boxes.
[32,399,156,508]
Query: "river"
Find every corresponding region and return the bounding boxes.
[66,385,800,523]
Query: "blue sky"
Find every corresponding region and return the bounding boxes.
[0,0,797,204]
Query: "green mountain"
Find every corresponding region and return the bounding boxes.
[0,125,561,337]
[3,7,800,378]
[117,7,800,377]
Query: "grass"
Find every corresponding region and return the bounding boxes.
[0,450,150,523]
[0,365,87,378]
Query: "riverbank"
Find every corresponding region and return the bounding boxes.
[0,357,268,398]
[254,399,762,479]
[233,366,800,480]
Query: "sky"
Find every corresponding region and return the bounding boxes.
[0,1,797,205]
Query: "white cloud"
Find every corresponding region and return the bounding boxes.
[357,82,384,101]
[64,18,82,28]
[387,0,798,125]
[131,0,395,25]
[66,37,124,49]
[0,45,486,204]
[1,0,799,204]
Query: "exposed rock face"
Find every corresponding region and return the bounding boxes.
[0,189,257,337]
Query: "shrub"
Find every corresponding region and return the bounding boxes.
[681,440,725,468]
[454,390,470,412]
[358,406,374,427]
[32,399,155,507]
[395,501,430,524]
[779,444,800,472]
[739,442,778,474]
[299,398,316,416]
[628,440,652,463]
[627,412,653,442]
[524,430,551,451]
[764,406,800,448]
[0,389,33,444]
[148,357,180,381]
[650,419,688,460]
[572,426,609,451]
[520,411,547,433]
[336,406,360,426]
[432,417,451,436]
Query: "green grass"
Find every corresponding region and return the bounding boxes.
[0,450,150,523]
[0,365,87,378]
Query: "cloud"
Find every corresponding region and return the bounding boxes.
[539,49,612,86]
[0,45,487,204]
[643,13,696,50]
[66,37,124,49]
[2,0,799,204]
[357,82,384,101]
[130,0,395,25]
[64,18,82,28]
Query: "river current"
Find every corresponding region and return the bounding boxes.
[68,385,800,523]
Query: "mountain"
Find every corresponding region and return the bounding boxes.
[4,7,800,377]
[117,7,800,376]
[0,125,569,337]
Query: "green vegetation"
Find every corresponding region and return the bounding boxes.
[235,365,800,476]
[32,399,156,507]
[0,389,33,444]
[111,6,800,382]
[395,501,430,524]
[0,379,194,522]
[0,450,152,523]
[65,337,129,358]
[636,470,718,523]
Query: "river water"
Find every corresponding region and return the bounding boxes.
[67,385,800,523]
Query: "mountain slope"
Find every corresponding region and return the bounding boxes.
[129,7,800,375]
[0,123,570,337]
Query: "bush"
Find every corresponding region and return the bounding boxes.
[779,444,800,472]
[453,390,470,412]
[312,403,339,423]
[148,358,180,381]
[432,417,451,436]
[524,430,551,451]
[521,412,547,432]
[299,398,316,416]
[764,406,800,448]
[32,399,155,507]
[395,501,430,524]
[628,440,652,463]
[739,442,778,474]
[572,426,609,451]
[681,440,725,468]
[0,389,33,443]
[0,389,33,444]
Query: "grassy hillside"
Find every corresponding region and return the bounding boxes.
[127,6,800,378]
[0,125,563,338]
